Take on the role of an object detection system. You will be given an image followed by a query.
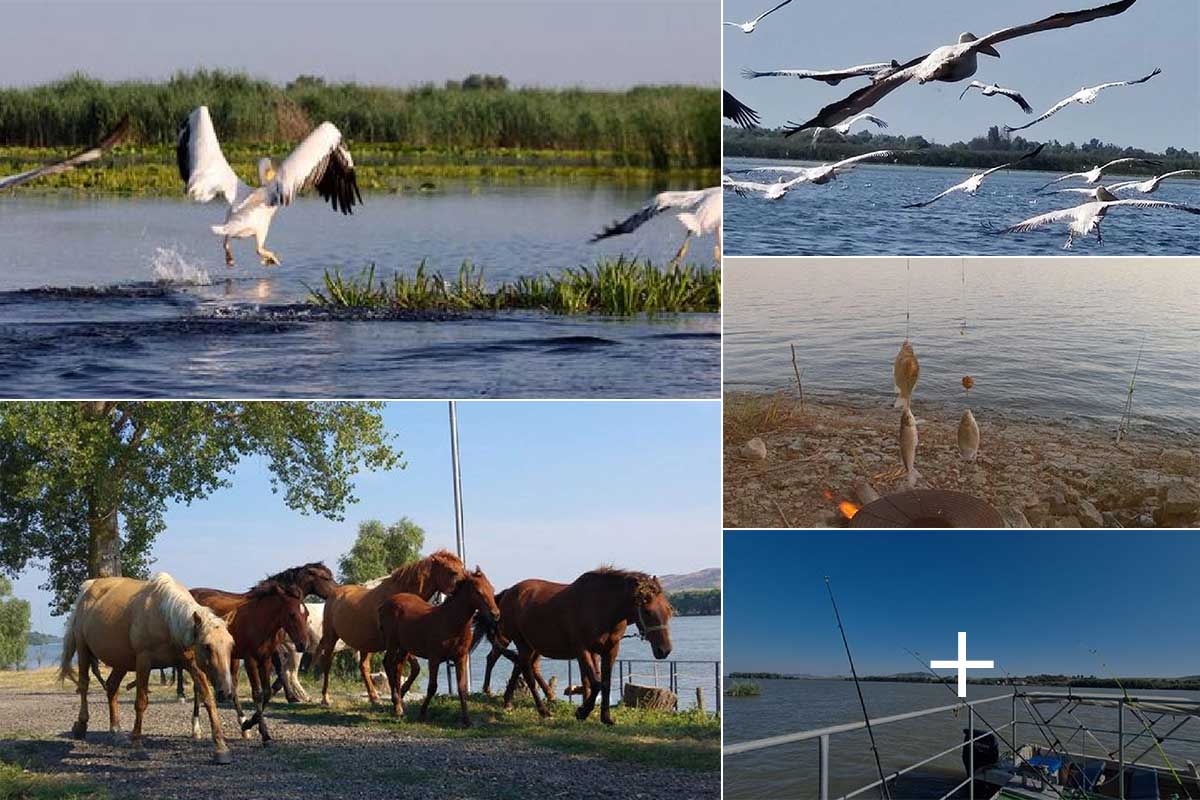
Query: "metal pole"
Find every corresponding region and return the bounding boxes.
[969,706,975,800]
[448,401,470,691]
[1118,700,1125,800]
[1011,693,1017,760]
[715,662,721,714]
[819,734,830,800]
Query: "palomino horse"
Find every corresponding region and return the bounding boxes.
[480,568,673,725]
[315,550,465,706]
[189,579,308,745]
[378,567,501,726]
[59,573,236,763]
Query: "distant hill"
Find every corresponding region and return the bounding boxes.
[660,568,720,591]
[26,632,61,646]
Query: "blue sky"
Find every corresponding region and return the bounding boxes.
[13,401,721,633]
[723,0,1199,152]
[0,1,719,89]
[724,531,1200,677]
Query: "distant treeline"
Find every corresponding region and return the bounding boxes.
[728,672,801,680]
[0,71,720,170]
[668,588,720,616]
[857,675,1200,690]
[725,126,1200,175]
[26,632,59,646]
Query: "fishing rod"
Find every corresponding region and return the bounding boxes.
[1116,332,1146,444]
[825,577,893,800]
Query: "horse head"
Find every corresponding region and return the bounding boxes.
[632,575,674,660]
[290,561,337,599]
[192,610,235,700]
[455,566,501,632]
[428,549,468,596]
[279,585,310,650]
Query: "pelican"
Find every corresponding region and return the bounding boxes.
[590,187,721,263]
[788,0,1138,134]
[740,62,900,86]
[904,144,1045,208]
[723,90,760,129]
[958,81,1033,113]
[992,186,1200,248]
[0,116,130,191]
[810,113,889,144]
[1107,169,1200,195]
[724,0,794,33]
[1037,157,1162,191]
[177,106,361,267]
[722,174,787,199]
[1005,68,1161,133]
[733,150,895,189]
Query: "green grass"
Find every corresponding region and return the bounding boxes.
[305,259,721,315]
[724,682,761,698]
[0,762,107,800]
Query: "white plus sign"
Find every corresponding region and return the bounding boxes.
[930,632,994,697]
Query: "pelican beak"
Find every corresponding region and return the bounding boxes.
[979,44,1000,58]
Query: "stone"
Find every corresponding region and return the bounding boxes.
[1055,516,1082,528]
[1076,500,1104,528]
[1101,512,1121,528]
[1050,492,1071,516]
[1000,507,1031,528]
[741,438,767,461]
[1163,482,1200,518]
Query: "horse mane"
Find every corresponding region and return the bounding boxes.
[245,578,303,601]
[149,573,226,648]
[267,561,333,587]
[581,566,666,604]
[385,549,463,589]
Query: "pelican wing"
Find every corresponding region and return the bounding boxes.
[590,189,709,241]
[677,188,721,235]
[751,0,794,25]
[974,0,1137,49]
[846,113,889,129]
[1008,68,1160,133]
[1037,171,1089,191]
[997,206,1087,234]
[1105,199,1200,216]
[269,122,362,214]
[742,63,895,85]
[830,150,895,170]
[1100,157,1161,171]
[784,57,925,135]
[1089,67,1162,92]
[959,82,1033,113]
[904,181,971,208]
[724,175,780,198]
[906,145,1043,208]
[980,143,1046,178]
[723,90,760,129]
[177,106,244,205]
[0,115,130,192]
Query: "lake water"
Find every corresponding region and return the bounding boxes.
[0,186,719,398]
[724,258,1200,435]
[724,679,1200,799]
[724,158,1200,256]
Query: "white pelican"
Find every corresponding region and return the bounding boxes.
[733,150,896,189]
[788,0,1138,134]
[1036,157,1161,191]
[958,81,1033,113]
[590,187,721,263]
[177,106,361,267]
[722,174,786,199]
[1108,169,1200,195]
[0,116,130,191]
[904,144,1045,208]
[992,186,1200,248]
[810,113,889,144]
[740,62,900,86]
[1005,68,1161,132]
[723,90,760,129]
[724,0,794,33]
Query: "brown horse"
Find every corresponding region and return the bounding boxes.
[378,567,501,726]
[190,580,309,745]
[59,573,236,763]
[479,568,673,725]
[316,550,466,706]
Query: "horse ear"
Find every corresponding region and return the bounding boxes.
[473,565,482,575]
[192,611,203,631]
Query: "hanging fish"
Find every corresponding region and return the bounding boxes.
[893,340,920,410]
[958,409,980,461]
[900,407,920,487]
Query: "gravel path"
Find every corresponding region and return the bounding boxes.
[0,682,717,799]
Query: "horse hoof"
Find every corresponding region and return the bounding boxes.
[239,730,250,740]
[320,699,330,708]
[177,696,186,705]
[575,708,589,721]
[213,749,232,765]
[602,717,616,726]
[70,721,87,740]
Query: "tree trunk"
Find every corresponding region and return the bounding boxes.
[87,503,121,579]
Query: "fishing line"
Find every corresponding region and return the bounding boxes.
[905,258,911,341]
[826,577,893,800]
[960,257,967,336]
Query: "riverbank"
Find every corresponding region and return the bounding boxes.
[724,392,1200,529]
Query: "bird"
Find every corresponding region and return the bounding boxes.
[590,187,722,263]
[958,81,1033,113]
[1005,68,1162,133]
[1036,157,1162,191]
[724,0,794,33]
[723,90,760,129]
[722,174,789,199]
[905,144,1045,208]
[177,106,361,267]
[732,150,895,189]
[1107,169,1200,195]
[893,340,920,411]
[992,186,1200,248]
[740,62,900,86]
[787,0,1138,134]
[0,116,130,191]
[810,113,889,144]
[958,409,980,461]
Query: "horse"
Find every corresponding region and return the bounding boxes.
[378,566,501,726]
[59,573,236,763]
[477,568,673,725]
[189,579,309,745]
[315,550,465,706]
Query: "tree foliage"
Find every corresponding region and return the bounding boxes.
[668,588,720,616]
[0,402,402,614]
[0,577,31,670]
[337,517,426,584]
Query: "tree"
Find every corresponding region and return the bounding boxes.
[0,402,402,614]
[0,577,31,670]
[337,517,426,583]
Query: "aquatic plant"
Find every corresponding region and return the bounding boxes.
[724,682,761,697]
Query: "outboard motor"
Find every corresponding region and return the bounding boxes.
[962,728,1000,776]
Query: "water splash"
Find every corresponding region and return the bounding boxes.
[150,247,211,286]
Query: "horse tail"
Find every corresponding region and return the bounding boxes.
[469,616,490,653]
[58,580,94,685]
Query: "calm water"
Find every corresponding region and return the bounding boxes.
[724,158,1200,256]
[0,187,719,398]
[725,258,1200,435]
[724,679,1200,799]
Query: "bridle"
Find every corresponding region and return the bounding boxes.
[634,602,669,640]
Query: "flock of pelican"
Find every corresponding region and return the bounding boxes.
[723,0,1199,248]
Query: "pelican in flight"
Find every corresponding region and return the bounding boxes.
[905,144,1044,208]
[1037,157,1161,191]
[734,151,896,189]
[788,0,1138,134]
[724,0,794,33]
[1107,169,1200,195]
[958,81,1033,113]
[723,91,760,129]
[590,187,721,263]
[1005,68,1161,133]
[177,106,361,267]
[723,174,787,199]
[0,116,130,191]
[740,62,900,86]
[992,186,1200,248]
[809,113,889,143]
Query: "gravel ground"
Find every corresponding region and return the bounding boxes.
[0,679,717,800]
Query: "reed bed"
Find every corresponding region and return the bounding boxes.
[306,259,721,315]
[724,682,761,698]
